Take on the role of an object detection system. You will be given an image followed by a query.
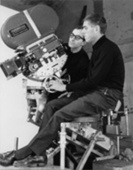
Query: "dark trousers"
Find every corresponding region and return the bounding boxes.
[27,88,122,155]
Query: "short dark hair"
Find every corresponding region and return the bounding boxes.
[72,26,85,41]
[84,13,107,34]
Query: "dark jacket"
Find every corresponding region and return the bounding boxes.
[66,36,125,93]
[62,44,90,83]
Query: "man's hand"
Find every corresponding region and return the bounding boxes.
[49,79,66,92]
[58,92,73,98]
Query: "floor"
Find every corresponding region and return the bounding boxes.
[0,165,71,170]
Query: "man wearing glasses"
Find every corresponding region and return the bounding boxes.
[47,26,89,101]
[0,26,90,167]
[63,27,88,84]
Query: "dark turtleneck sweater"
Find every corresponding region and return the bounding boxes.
[47,44,90,101]
[66,36,125,93]
[62,44,90,83]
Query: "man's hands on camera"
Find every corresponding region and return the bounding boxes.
[49,79,73,98]
[49,79,66,92]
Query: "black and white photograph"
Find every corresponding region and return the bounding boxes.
[0,0,133,169]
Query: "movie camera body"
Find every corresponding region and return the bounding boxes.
[0,4,68,125]
[0,4,67,83]
[1,33,67,83]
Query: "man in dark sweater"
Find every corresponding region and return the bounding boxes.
[47,26,89,101]
[0,13,125,167]
[35,27,89,123]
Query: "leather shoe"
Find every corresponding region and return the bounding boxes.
[0,151,16,166]
[14,154,47,167]
[0,150,15,159]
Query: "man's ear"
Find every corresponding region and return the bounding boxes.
[95,25,100,33]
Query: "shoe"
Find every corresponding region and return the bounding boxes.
[0,151,16,166]
[0,150,15,159]
[13,155,32,167]
[14,154,47,167]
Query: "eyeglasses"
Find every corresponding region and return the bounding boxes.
[70,33,85,41]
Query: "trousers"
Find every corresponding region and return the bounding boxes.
[28,88,122,155]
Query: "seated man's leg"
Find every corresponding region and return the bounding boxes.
[0,88,122,166]
[29,88,122,156]
[39,93,79,130]
[28,89,113,155]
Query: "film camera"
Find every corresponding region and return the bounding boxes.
[0,4,67,83]
[0,4,68,125]
[0,33,67,82]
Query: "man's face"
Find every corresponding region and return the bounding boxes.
[82,21,97,44]
[68,29,85,49]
